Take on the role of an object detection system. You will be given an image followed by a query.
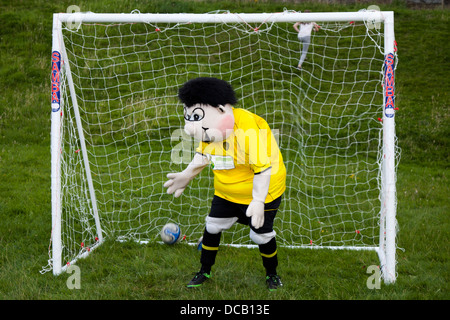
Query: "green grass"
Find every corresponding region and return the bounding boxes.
[0,0,449,302]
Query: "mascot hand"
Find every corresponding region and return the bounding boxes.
[164,172,190,198]
[164,152,209,198]
[246,167,272,229]
[246,200,265,229]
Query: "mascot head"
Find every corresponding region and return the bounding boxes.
[178,77,237,143]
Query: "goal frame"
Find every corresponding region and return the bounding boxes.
[50,11,398,283]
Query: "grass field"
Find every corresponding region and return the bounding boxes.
[0,0,449,304]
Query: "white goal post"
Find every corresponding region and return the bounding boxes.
[46,10,398,283]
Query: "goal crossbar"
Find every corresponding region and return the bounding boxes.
[56,11,391,24]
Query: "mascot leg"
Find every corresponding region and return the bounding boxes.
[250,230,278,276]
[247,196,284,290]
[199,228,220,274]
[187,216,238,288]
[200,216,238,274]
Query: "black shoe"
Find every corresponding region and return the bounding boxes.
[266,274,283,291]
[186,271,211,288]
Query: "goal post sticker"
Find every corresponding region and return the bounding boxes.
[51,51,61,112]
[384,52,395,118]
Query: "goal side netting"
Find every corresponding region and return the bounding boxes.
[44,10,399,282]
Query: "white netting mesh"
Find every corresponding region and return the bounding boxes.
[46,11,394,270]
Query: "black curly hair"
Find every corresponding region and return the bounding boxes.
[178,77,238,108]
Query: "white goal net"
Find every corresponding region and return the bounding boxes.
[45,10,399,282]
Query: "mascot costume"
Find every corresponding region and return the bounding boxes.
[164,77,286,291]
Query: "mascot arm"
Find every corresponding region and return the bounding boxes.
[164,152,209,198]
[246,167,271,229]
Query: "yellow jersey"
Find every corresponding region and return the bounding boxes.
[196,108,286,204]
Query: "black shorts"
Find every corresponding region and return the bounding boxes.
[209,195,282,234]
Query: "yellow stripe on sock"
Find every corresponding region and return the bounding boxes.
[260,250,277,258]
[202,244,219,251]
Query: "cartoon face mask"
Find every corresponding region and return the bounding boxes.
[183,103,235,143]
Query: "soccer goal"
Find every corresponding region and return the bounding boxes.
[45,10,399,283]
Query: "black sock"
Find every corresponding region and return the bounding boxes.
[199,228,221,274]
[258,237,278,276]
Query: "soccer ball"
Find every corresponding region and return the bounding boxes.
[160,223,181,244]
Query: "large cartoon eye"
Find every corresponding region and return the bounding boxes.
[184,107,205,122]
